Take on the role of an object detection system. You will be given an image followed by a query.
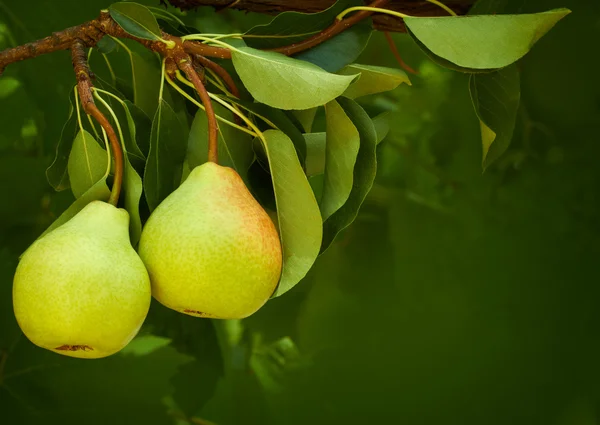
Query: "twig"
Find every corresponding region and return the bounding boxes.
[71,39,123,205]
[178,58,220,163]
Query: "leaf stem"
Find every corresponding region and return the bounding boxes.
[165,74,258,137]
[426,0,458,16]
[178,57,219,163]
[71,39,123,206]
[336,6,409,21]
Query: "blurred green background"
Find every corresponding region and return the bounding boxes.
[1,0,599,424]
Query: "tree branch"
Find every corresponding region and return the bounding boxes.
[165,0,475,32]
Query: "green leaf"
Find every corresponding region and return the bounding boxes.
[67,129,109,199]
[295,23,372,73]
[339,63,411,99]
[405,9,570,70]
[46,90,78,191]
[372,112,391,144]
[244,0,362,49]
[131,51,161,118]
[226,98,307,163]
[469,64,521,170]
[109,2,163,41]
[320,100,360,221]
[144,100,188,212]
[293,108,318,133]
[321,98,377,253]
[96,36,117,54]
[186,104,254,181]
[261,130,322,297]
[125,99,152,157]
[231,47,357,110]
[304,132,326,177]
[122,155,144,247]
[39,180,111,239]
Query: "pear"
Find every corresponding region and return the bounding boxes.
[13,201,151,359]
[138,162,282,319]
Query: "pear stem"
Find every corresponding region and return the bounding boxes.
[71,39,123,206]
[179,58,219,164]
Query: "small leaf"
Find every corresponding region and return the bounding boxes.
[320,100,360,221]
[39,180,111,239]
[46,90,78,191]
[96,37,117,54]
[244,0,362,49]
[321,98,377,253]
[295,23,372,73]
[304,132,326,177]
[469,64,521,170]
[109,2,163,41]
[261,130,322,297]
[125,99,152,157]
[144,100,188,212]
[339,63,411,99]
[67,129,108,199]
[405,9,570,70]
[231,47,357,110]
[372,112,391,144]
[293,108,318,133]
[186,104,254,181]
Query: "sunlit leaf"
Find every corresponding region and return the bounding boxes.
[261,130,322,296]
[320,100,360,221]
[405,9,570,69]
[321,98,377,253]
[231,47,357,110]
[339,63,411,99]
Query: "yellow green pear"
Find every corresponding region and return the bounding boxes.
[13,201,151,359]
[138,162,282,319]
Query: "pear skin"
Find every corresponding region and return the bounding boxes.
[13,201,151,359]
[138,163,282,319]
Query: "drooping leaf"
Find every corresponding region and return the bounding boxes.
[321,98,377,253]
[131,51,161,118]
[244,0,362,49]
[295,22,372,73]
[109,2,163,41]
[125,99,152,157]
[372,112,391,144]
[67,129,109,199]
[339,63,411,99]
[320,100,360,221]
[405,9,570,70]
[260,130,322,296]
[39,179,111,239]
[46,91,78,191]
[144,99,188,212]
[293,108,318,133]
[304,132,326,177]
[186,104,254,182]
[122,153,144,247]
[231,47,357,110]
[469,64,521,170]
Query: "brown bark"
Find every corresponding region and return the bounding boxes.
[165,0,475,32]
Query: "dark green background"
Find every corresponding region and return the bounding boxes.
[1,0,599,424]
